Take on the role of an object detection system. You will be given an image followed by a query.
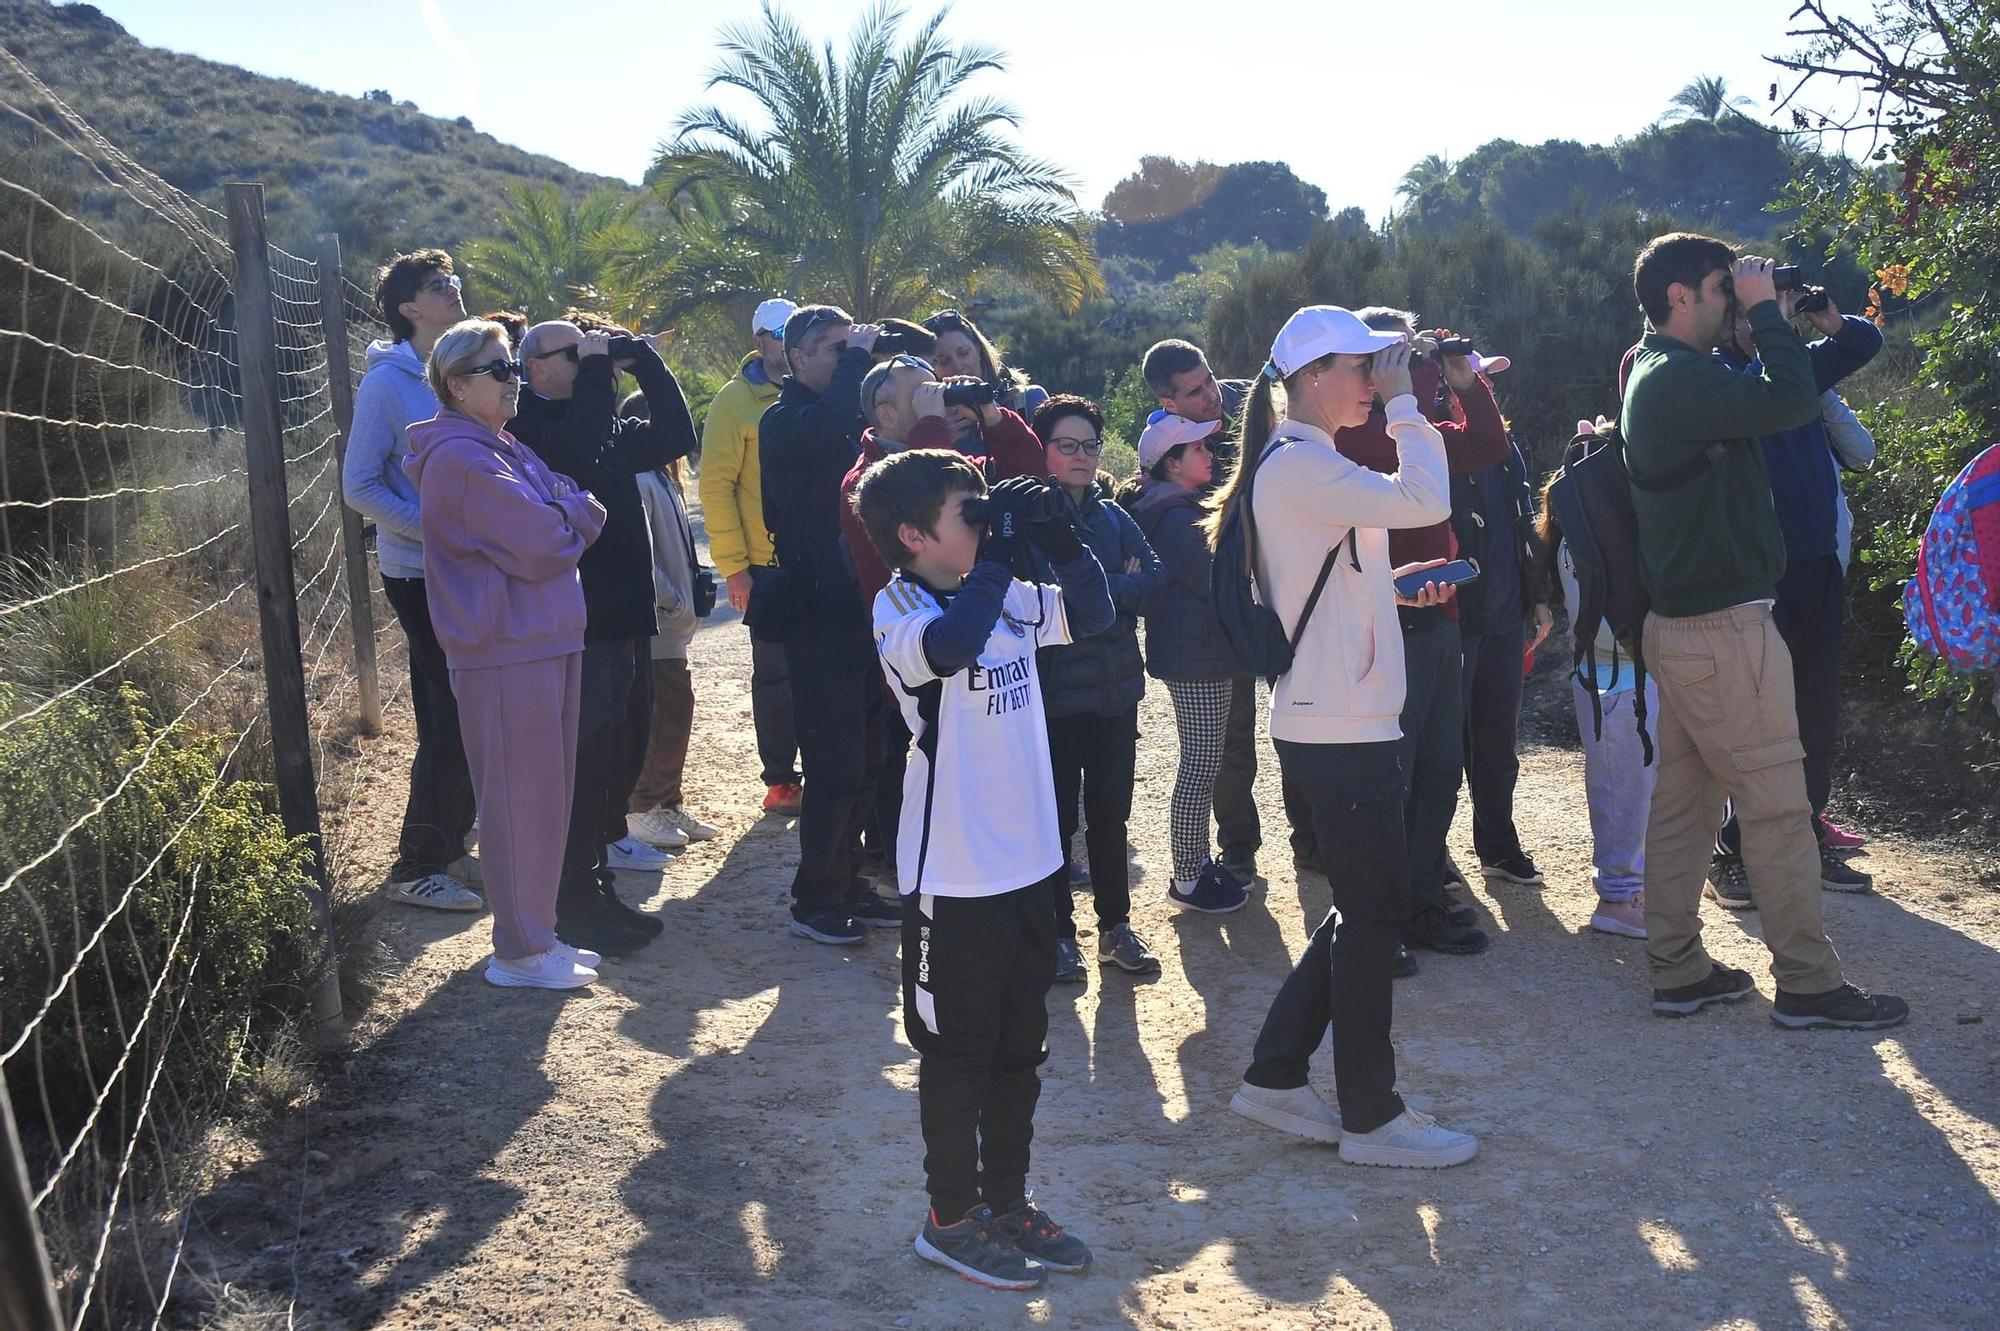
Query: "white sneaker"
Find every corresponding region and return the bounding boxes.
[484,950,596,990]
[387,873,484,913]
[448,853,484,887]
[1230,1081,1342,1143]
[606,835,675,870]
[551,939,603,969]
[660,804,720,841]
[1337,1107,1478,1169]
[625,808,690,849]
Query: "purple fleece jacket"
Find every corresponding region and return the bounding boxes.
[404,410,607,670]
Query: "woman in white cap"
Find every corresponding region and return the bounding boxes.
[1120,411,1252,915]
[1212,305,1479,1168]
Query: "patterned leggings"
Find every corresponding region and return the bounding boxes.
[1163,678,1231,882]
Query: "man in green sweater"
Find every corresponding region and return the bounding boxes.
[1621,232,1906,1031]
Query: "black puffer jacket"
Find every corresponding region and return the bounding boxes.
[1032,479,1164,717]
[1122,475,1238,681]
[507,344,697,643]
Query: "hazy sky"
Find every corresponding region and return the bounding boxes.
[89,0,1842,222]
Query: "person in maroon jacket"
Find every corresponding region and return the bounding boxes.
[1293,307,1509,972]
[841,354,1048,889]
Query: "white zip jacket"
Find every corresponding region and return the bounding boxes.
[1250,399,1450,743]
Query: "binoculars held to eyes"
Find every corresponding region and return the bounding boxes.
[941,381,998,408]
[874,330,925,356]
[1412,336,1477,362]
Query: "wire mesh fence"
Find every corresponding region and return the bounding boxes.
[0,44,408,1330]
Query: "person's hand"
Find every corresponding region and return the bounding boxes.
[726,569,753,612]
[1804,294,1846,337]
[1392,557,1457,608]
[1023,494,1084,563]
[911,379,948,420]
[847,323,883,355]
[647,329,677,354]
[546,474,575,500]
[1371,338,1415,403]
[1732,256,1779,310]
[1123,555,1141,574]
[1531,601,1554,650]
[577,330,613,360]
[1431,327,1481,392]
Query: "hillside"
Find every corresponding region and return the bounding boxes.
[0,0,639,272]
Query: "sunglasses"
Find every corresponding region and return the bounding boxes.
[464,358,524,383]
[924,308,967,332]
[421,273,462,297]
[890,353,935,374]
[1049,435,1103,456]
[530,344,580,363]
[789,308,849,344]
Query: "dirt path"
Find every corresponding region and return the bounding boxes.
[197,541,2000,1330]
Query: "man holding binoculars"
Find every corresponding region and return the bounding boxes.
[1621,234,1904,1031]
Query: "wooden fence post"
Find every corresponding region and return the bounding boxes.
[0,1079,64,1331]
[315,232,382,737]
[224,182,343,1031]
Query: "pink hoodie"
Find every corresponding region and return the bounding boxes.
[404,410,607,670]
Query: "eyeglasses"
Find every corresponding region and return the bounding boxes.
[790,307,848,344]
[421,273,462,297]
[889,353,935,374]
[1049,435,1102,456]
[463,358,524,383]
[530,344,580,363]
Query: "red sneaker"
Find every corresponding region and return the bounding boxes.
[763,782,803,814]
[1816,814,1867,850]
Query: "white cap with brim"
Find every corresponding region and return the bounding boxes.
[1269,304,1406,377]
[1137,410,1219,470]
[752,297,798,338]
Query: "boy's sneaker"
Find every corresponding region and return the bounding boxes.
[1704,855,1754,910]
[991,1200,1092,1273]
[1393,942,1418,978]
[1819,848,1874,893]
[1405,903,1488,955]
[1589,893,1647,939]
[1053,937,1087,984]
[1337,1107,1478,1169]
[387,873,484,913]
[788,906,865,946]
[484,949,596,990]
[847,895,903,929]
[1481,851,1544,886]
[606,836,675,871]
[1772,983,1909,1030]
[1229,1081,1341,1144]
[625,808,690,850]
[1816,814,1867,850]
[1440,884,1477,927]
[1098,922,1160,975]
[1220,845,1259,880]
[914,1205,1046,1290]
[1166,862,1248,914]
[1066,858,1092,889]
[762,782,803,814]
[1651,962,1755,1017]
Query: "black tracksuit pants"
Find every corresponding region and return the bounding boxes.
[558,636,650,906]
[904,881,1056,1224]
[1244,739,1407,1135]
[1459,619,1528,864]
[1044,705,1140,937]
[1398,610,1465,913]
[787,618,885,911]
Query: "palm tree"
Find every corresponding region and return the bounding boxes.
[637,2,1101,325]
[459,183,632,321]
[1662,75,1755,122]
[1396,155,1453,202]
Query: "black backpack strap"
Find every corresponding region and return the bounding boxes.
[1287,545,1344,655]
[1248,435,1353,643]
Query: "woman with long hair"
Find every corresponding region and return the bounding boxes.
[1216,305,1479,1168]
[922,307,1048,446]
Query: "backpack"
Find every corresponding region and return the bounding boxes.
[1903,442,2000,672]
[1546,424,1721,763]
[1209,436,1357,681]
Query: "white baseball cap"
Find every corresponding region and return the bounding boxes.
[1138,410,1219,470]
[1268,305,1406,377]
[752,298,798,338]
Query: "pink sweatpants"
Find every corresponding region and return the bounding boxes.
[450,652,581,960]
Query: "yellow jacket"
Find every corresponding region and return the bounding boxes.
[697,353,783,576]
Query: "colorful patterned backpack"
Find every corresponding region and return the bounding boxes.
[1903,443,2000,672]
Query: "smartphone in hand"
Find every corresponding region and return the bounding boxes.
[1393,558,1481,599]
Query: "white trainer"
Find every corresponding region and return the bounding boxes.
[484,950,596,990]
[387,873,484,913]
[551,939,603,969]
[1337,1107,1478,1169]
[448,853,484,887]
[624,809,690,850]
[1229,1081,1342,1144]
[606,835,675,870]
[660,804,720,841]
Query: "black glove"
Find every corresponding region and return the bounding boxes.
[1024,488,1084,563]
[977,476,1050,573]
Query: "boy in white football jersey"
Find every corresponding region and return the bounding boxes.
[853,450,1113,1291]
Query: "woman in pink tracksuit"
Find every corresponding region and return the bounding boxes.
[405,319,607,990]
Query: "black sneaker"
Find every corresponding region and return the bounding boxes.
[1440,884,1477,928]
[1166,862,1248,914]
[914,1205,1046,1290]
[1481,851,1544,886]
[1772,982,1909,1030]
[1098,922,1160,975]
[1220,846,1259,881]
[555,898,652,957]
[1818,848,1874,894]
[1053,937,1087,984]
[598,880,665,936]
[1704,855,1754,910]
[1651,962,1756,1017]
[847,895,904,929]
[1405,903,1489,955]
[1393,941,1418,979]
[992,1200,1092,1273]
[788,906,866,946]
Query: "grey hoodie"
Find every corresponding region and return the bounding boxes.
[343,339,439,578]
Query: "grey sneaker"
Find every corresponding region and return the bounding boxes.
[1704,855,1753,910]
[1819,847,1874,893]
[914,1204,1045,1290]
[1230,1081,1342,1143]
[1337,1107,1478,1168]
[1053,937,1087,984]
[991,1200,1092,1273]
[388,873,483,913]
[1097,922,1160,975]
